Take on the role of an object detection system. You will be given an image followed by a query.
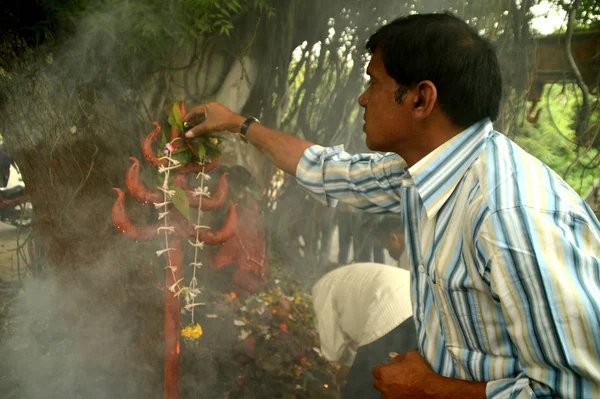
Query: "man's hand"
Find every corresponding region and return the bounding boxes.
[182,101,314,176]
[372,351,487,399]
[372,351,441,398]
[183,102,245,138]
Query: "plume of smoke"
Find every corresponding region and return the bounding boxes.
[0,256,161,398]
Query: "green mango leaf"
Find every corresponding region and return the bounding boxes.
[203,138,221,160]
[169,185,190,220]
[171,148,192,166]
[206,147,221,161]
[169,101,184,133]
[159,127,168,149]
[196,143,206,162]
[167,113,176,130]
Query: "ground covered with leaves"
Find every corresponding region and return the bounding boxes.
[179,267,342,399]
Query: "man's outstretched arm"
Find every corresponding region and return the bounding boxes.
[183,102,314,176]
[184,102,405,214]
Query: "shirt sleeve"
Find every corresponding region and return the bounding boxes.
[295,144,407,214]
[477,206,600,398]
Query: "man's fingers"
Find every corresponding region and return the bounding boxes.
[391,352,407,363]
[181,105,206,122]
[373,378,385,392]
[372,364,383,379]
[184,123,208,138]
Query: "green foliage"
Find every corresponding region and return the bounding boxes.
[201,137,222,161]
[169,185,190,220]
[187,139,222,163]
[515,84,599,195]
[168,102,184,133]
[195,143,207,161]
[171,147,193,166]
[574,0,600,30]
[165,100,222,164]
[43,0,273,55]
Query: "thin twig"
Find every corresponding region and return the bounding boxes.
[58,144,99,231]
[564,0,591,138]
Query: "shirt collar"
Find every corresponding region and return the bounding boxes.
[407,119,493,219]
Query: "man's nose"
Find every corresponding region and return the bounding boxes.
[358,91,367,107]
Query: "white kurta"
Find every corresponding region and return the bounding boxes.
[312,263,412,364]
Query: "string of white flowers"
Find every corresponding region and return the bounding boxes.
[158,148,183,295]
[187,163,207,324]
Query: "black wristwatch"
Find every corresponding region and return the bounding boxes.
[239,116,259,143]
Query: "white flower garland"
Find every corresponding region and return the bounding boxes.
[157,152,182,296]
[157,140,212,334]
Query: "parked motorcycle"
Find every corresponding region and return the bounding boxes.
[0,184,32,227]
[0,146,32,227]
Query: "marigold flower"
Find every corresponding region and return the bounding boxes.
[181,323,203,340]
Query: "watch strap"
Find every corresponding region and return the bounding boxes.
[239,116,259,143]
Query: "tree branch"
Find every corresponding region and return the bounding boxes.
[564,0,591,140]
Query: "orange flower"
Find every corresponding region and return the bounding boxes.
[230,291,237,300]
[300,357,308,366]
[279,323,288,332]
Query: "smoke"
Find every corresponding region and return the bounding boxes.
[0,4,177,398]
[0,2,424,398]
[0,259,157,398]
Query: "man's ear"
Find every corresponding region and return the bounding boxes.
[412,80,437,120]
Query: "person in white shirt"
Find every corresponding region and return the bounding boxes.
[312,262,415,398]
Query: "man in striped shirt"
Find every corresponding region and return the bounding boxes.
[184,12,600,399]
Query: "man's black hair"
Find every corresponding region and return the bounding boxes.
[373,216,404,239]
[366,12,502,128]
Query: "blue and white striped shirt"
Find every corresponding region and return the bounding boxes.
[296,119,600,398]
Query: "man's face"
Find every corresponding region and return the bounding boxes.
[358,48,413,152]
[379,232,406,260]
